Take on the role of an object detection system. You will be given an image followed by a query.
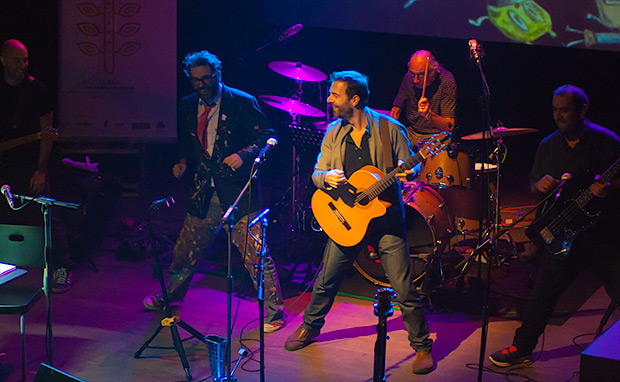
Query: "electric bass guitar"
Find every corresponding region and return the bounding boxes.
[311,131,450,247]
[526,156,620,257]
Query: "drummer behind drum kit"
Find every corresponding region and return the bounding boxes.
[258,61,538,290]
[355,125,540,289]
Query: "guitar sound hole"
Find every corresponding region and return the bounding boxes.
[358,195,370,206]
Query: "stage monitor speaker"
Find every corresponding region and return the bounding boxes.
[580,318,620,381]
[33,363,85,382]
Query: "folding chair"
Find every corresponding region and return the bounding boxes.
[0,224,46,381]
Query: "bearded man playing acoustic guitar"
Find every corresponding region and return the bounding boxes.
[490,85,620,368]
[284,71,436,375]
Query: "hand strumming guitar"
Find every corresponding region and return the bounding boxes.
[325,169,346,188]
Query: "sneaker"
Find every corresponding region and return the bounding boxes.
[52,268,73,294]
[489,346,532,367]
[143,293,164,310]
[264,319,286,333]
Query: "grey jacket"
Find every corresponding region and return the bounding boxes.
[312,107,413,190]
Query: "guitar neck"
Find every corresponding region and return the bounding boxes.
[575,156,620,209]
[0,132,42,153]
[357,151,425,203]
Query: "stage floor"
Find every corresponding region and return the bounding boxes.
[0,230,618,382]
[1,172,619,381]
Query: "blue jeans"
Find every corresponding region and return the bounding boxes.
[302,216,433,352]
[166,191,284,323]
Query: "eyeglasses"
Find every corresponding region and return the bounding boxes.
[189,73,217,86]
[409,71,430,80]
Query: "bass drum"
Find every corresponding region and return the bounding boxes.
[353,182,453,286]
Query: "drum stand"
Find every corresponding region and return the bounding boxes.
[286,113,323,280]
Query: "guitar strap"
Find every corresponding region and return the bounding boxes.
[379,117,394,172]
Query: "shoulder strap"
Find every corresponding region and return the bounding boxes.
[379,117,394,171]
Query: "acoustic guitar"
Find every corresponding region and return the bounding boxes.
[311,131,450,247]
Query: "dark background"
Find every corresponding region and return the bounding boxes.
[2,0,620,222]
[263,0,615,51]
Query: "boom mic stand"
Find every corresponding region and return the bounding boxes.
[468,39,498,382]
[7,190,80,367]
[248,207,270,382]
[456,187,554,381]
[373,288,396,382]
[134,197,206,381]
[214,150,273,382]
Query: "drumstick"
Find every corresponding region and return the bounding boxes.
[421,57,429,100]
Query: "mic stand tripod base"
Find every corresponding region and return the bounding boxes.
[134,203,207,382]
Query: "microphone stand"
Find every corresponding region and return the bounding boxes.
[469,41,496,382]
[373,288,396,382]
[214,157,269,382]
[252,209,269,382]
[12,193,79,367]
[457,182,557,381]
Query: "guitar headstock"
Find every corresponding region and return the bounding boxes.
[41,126,59,141]
[419,131,451,160]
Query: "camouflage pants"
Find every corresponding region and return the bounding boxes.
[166,192,284,323]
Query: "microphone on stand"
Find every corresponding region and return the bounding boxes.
[150,196,175,210]
[249,208,270,227]
[278,24,303,43]
[468,39,483,62]
[256,24,303,51]
[1,185,15,209]
[254,138,278,164]
[555,173,572,200]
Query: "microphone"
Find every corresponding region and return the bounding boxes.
[278,24,303,42]
[150,196,175,210]
[555,173,572,200]
[1,184,14,209]
[249,208,270,227]
[254,137,278,163]
[468,39,482,62]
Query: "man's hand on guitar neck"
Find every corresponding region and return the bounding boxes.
[324,169,346,188]
[590,175,619,198]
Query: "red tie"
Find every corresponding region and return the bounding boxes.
[197,104,213,156]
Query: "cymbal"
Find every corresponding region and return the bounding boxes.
[268,61,327,82]
[461,126,538,140]
[259,95,325,117]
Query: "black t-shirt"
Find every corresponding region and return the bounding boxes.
[343,132,372,178]
[530,122,620,191]
[530,122,620,230]
[0,75,54,168]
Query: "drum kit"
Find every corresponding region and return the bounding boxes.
[259,61,327,121]
[258,60,538,289]
[356,125,539,288]
[259,61,329,253]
